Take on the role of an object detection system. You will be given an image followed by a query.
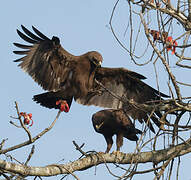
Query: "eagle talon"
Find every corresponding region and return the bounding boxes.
[56,100,70,112]
[112,151,121,162]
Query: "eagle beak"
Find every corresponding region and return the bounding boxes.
[95,125,100,130]
[96,121,104,130]
[98,61,102,67]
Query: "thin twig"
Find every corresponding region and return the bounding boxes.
[25,145,35,165]
[0,138,8,150]
[72,141,88,157]
[9,121,21,128]
[15,102,32,142]
[140,13,182,101]
[0,110,61,154]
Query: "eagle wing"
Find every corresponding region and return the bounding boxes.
[77,67,168,109]
[13,25,77,91]
[77,67,169,132]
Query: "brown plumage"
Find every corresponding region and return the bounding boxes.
[92,109,142,153]
[14,25,169,132]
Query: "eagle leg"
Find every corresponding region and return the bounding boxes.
[104,135,113,153]
[116,132,123,152]
[110,132,124,161]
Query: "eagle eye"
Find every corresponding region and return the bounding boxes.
[93,57,98,62]
[91,57,101,67]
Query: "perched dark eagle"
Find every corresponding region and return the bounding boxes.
[92,109,142,153]
[13,25,168,131]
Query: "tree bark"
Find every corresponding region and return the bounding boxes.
[188,0,191,21]
[1,137,191,177]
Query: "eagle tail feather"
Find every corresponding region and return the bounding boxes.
[124,126,142,141]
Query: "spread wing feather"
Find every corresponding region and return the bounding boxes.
[21,25,44,41]
[14,43,33,49]
[32,26,50,40]
[77,67,168,109]
[77,67,169,132]
[13,25,76,91]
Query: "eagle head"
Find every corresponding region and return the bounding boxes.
[88,51,103,67]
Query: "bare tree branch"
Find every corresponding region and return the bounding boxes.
[188,0,191,21]
[139,13,182,101]
[0,137,191,177]
[0,109,61,154]
[15,102,33,142]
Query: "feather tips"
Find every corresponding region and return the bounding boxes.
[21,25,44,41]
[13,25,76,91]
[32,26,50,40]
[16,29,38,44]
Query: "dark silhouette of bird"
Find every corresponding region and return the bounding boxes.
[92,109,142,153]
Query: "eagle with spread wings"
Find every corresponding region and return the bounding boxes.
[13,25,168,132]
